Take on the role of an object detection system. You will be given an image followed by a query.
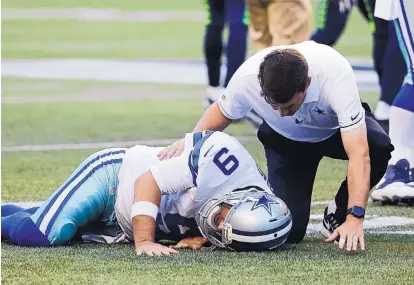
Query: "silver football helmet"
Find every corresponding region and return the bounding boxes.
[197,187,292,251]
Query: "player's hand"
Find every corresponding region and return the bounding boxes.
[169,237,208,250]
[325,215,365,252]
[135,240,179,256]
[157,139,185,160]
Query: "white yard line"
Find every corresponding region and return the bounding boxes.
[1,8,205,22]
[1,136,259,152]
[1,59,379,92]
[3,201,329,208]
[4,201,413,235]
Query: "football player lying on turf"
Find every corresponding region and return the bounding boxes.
[2,131,292,255]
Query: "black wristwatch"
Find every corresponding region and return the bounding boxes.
[347,206,365,219]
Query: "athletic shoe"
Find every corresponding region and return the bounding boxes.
[321,201,341,239]
[204,86,225,109]
[371,159,414,206]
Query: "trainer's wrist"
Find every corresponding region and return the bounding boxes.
[347,206,366,219]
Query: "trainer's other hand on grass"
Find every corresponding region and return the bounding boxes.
[157,139,185,160]
[135,241,179,256]
[325,215,365,252]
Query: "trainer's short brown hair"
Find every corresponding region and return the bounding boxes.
[258,49,309,104]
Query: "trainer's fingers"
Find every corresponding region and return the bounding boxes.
[157,146,171,160]
[336,228,346,249]
[359,236,366,251]
[352,236,358,251]
[164,144,178,160]
[346,234,354,252]
[173,144,184,158]
[325,230,339,243]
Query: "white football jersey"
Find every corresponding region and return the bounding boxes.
[115,131,273,241]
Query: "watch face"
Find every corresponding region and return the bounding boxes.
[348,206,365,218]
[354,208,364,217]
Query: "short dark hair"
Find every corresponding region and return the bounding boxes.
[258,49,309,104]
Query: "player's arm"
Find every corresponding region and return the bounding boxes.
[132,153,194,256]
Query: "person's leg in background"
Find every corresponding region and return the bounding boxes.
[246,0,271,50]
[204,0,225,105]
[311,0,352,46]
[267,0,312,46]
[224,0,248,88]
[371,0,414,205]
[244,0,311,131]
[374,21,406,131]
[204,0,248,106]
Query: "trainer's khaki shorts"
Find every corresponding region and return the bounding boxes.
[246,0,312,49]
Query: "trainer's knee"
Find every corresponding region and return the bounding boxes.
[286,227,306,244]
[368,127,394,185]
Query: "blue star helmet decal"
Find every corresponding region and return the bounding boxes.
[251,195,278,215]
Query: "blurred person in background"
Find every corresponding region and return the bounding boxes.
[370,0,414,205]
[311,0,406,132]
[246,0,312,49]
[204,0,249,106]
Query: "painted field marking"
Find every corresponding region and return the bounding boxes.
[3,201,413,235]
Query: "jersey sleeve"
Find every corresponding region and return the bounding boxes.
[149,132,215,195]
[217,74,253,120]
[326,72,366,132]
[187,132,256,201]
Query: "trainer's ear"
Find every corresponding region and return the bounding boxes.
[306,77,312,89]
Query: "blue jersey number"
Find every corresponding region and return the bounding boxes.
[213,147,239,176]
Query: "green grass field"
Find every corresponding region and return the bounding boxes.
[2,0,372,58]
[2,1,414,284]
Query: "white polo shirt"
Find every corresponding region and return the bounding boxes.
[217,41,365,142]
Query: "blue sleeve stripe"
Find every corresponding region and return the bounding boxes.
[189,131,214,185]
[193,132,203,147]
[188,151,198,185]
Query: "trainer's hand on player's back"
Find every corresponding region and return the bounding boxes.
[157,139,185,160]
[135,240,178,256]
